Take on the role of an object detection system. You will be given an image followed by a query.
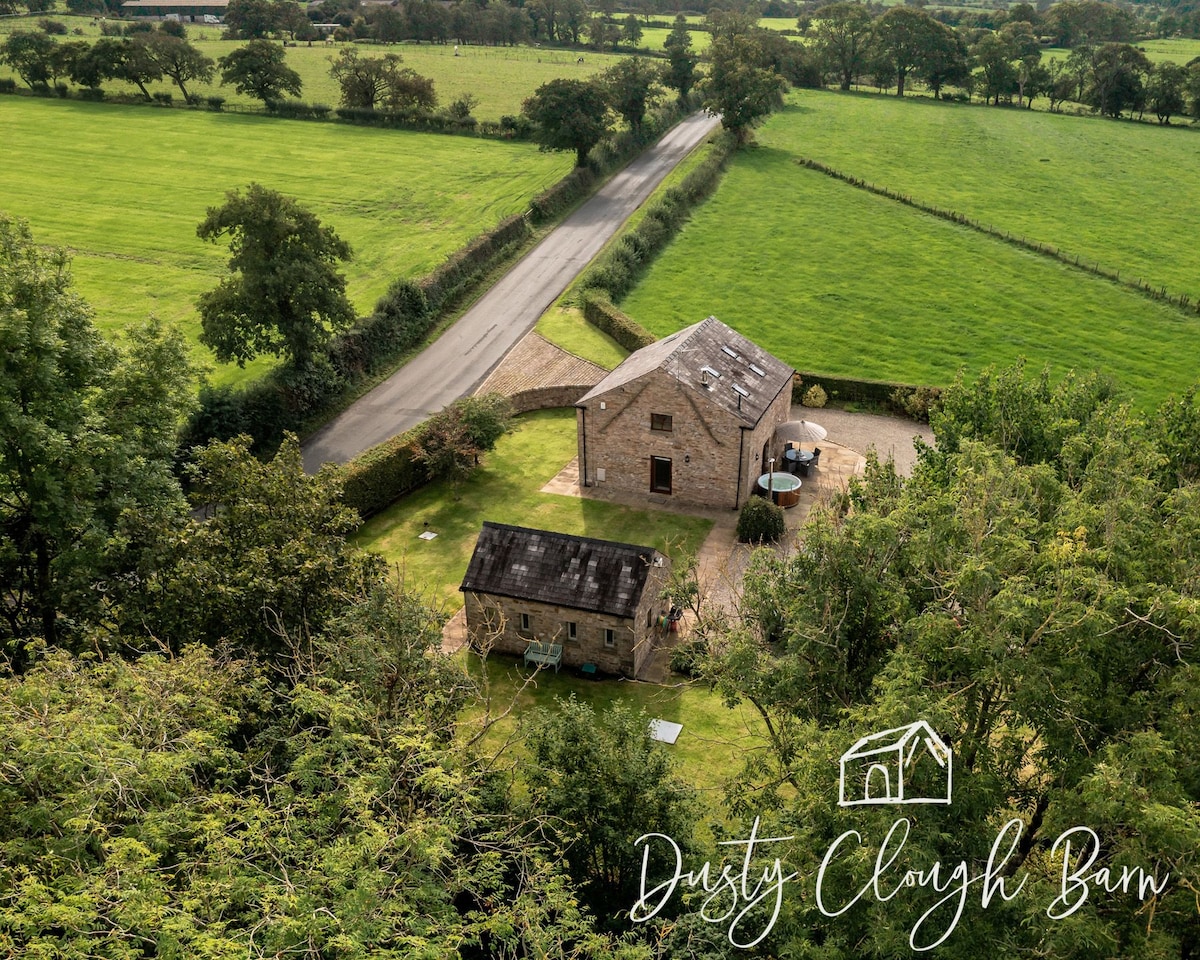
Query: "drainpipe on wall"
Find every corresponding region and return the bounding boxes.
[579,406,589,487]
[735,426,746,509]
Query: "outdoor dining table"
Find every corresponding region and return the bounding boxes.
[783,448,814,474]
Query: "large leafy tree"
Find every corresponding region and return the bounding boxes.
[522,77,612,167]
[329,47,437,111]
[702,30,786,145]
[812,1,874,91]
[1145,61,1188,123]
[217,38,302,104]
[600,56,663,132]
[142,30,214,101]
[662,13,698,100]
[523,696,700,927]
[195,183,355,366]
[700,362,1200,956]
[870,5,941,96]
[0,216,195,658]
[0,30,55,87]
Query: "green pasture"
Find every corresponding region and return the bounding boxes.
[638,26,712,53]
[0,95,569,386]
[355,408,713,608]
[618,113,1200,407]
[1042,39,1200,66]
[766,92,1200,305]
[0,17,657,119]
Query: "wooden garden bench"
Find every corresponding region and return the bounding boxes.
[523,640,563,672]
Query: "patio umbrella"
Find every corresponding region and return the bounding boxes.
[775,419,827,448]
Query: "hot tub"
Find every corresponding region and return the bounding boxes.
[756,472,801,507]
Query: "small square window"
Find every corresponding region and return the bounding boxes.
[520,613,531,634]
[604,628,615,648]
[651,413,673,432]
[567,621,577,641]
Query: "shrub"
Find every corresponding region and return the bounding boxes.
[0,78,17,94]
[38,18,68,34]
[736,497,786,544]
[152,91,174,106]
[339,425,430,520]
[78,87,105,101]
[802,384,828,408]
[669,636,708,678]
[580,293,656,351]
[890,385,942,423]
[186,93,203,107]
[206,95,225,110]
[54,83,69,98]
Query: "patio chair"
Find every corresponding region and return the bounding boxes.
[810,447,822,469]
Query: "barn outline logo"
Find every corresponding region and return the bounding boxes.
[838,720,952,807]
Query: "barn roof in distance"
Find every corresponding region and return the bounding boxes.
[576,316,794,427]
[460,522,661,619]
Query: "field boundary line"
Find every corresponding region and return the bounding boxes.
[794,155,1200,318]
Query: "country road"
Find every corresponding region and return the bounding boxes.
[301,110,723,472]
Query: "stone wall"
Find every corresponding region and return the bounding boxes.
[577,370,793,511]
[506,385,593,415]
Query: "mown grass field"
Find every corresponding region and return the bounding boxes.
[766,92,1200,304]
[355,409,713,608]
[1,95,570,386]
[618,96,1200,407]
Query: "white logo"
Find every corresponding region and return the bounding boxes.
[838,720,952,807]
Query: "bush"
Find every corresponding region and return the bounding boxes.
[736,497,786,544]
[78,87,105,101]
[802,384,827,408]
[580,293,656,351]
[669,636,708,678]
[0,78,17,94]
[152,91,173,106]
[38,18,68,34]
[206,95,225,110]
[54,83,69,98]
[890,385,942,423]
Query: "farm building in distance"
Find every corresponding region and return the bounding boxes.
[576,316,794,511]
[459,522,672,678]
[120,0,227,19]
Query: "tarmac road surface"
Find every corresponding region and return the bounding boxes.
[302,110,723,472]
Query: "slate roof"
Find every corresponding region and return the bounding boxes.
[576,316,794,427]
[459,522,660,619]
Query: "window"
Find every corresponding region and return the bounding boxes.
[520,613,531,634]
[651,413,673,432]
[567,621,577,641]
[604,628,615,648]
[650,456,672,494]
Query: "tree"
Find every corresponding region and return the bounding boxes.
[522,77,612,167]
[662,13,698,100]
[812,1,873,91]
[330,47,402,109]
[702,362,1200,956]
[1000,19,1042,106]
[871,6,941,96]
[601,56,663,132]
[1,216,195,657]
[523,695,700,926]
[621,12,642,47]
[917,20,970,98]
[224,0,279,38]
[0,30,55,88]
[217,38,302,103]
[143,31,214,101]
[195,183,354,366]
[1084,41,1151,117]
[1145,60,1187,123]
[410,393,513,492]
[702,31,787,145]
[972,31,1017,104]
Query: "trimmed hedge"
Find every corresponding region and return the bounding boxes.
[581,293,656,352]
[339,423,430,520]
[737,497,786,544]
[792,370,942,421]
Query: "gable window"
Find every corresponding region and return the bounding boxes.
[651,413,673,432]
[604,628,615,648]
[567,621,577,641]
[650,456,673,494]
[520,613,531,634]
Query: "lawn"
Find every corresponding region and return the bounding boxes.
[765,91,1200,304]
[461,653,768,802]
[355,408,713,608]
[0,95,570,386]
[617,112,1200,407]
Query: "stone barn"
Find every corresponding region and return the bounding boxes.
[575,317,794,511]
[459,522,672,678]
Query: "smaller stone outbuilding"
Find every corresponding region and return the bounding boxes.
[459,522,672,677]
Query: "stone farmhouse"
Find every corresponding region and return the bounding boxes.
[459,522,672,677]
[575,317,795,511]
